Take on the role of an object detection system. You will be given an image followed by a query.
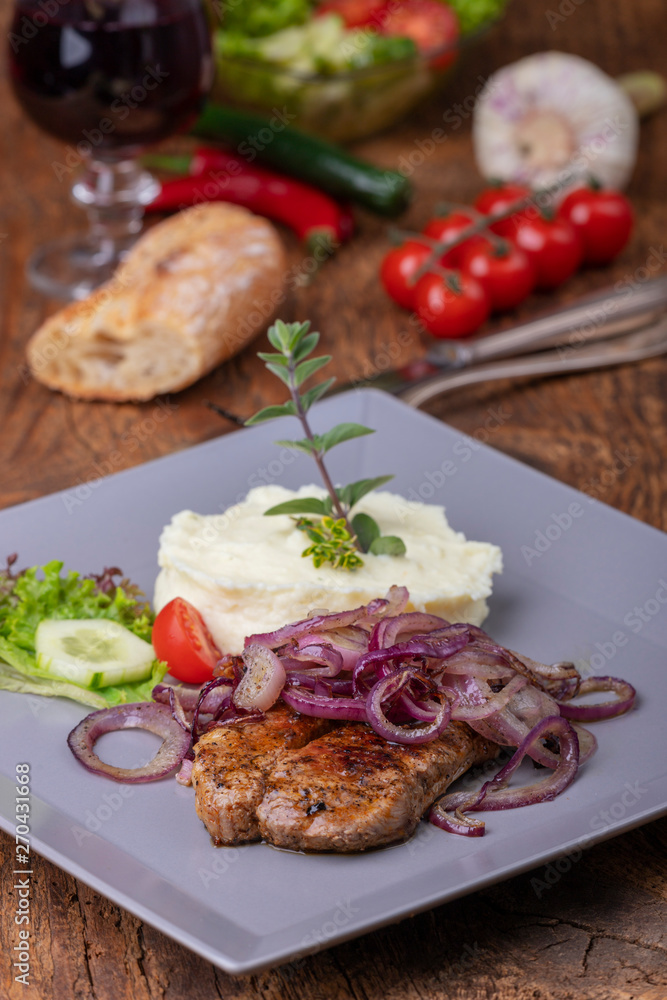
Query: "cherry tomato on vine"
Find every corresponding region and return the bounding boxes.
[152,597,221,684]
[378,0,460,70]
[380,239,433,309]
[474,183,532,237]
[460,237,536,312]
[558,185,633,265]
[422,210,478,266]
[415,271,490,338]
[510,214,582,290]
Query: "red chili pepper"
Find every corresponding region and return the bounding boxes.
[146,147,355,257]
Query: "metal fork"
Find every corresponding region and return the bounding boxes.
[425,275,667,370]
[399,314,667,408]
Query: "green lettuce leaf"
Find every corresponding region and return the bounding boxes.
[0,560,161,708]
[0,661,109,709]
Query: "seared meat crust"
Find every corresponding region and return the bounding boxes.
[257,721,498,852]
[192,703,336,845]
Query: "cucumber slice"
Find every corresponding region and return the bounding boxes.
[35,619,155,690]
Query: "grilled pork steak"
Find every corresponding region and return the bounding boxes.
[257,721,498,852]
[192,703,336,845]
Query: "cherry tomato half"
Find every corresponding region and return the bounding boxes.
[422,210,478,267]
[316,0,385,27]
[415,271,490,339]
[378,0,460,69]
[474,183,532,237]
[511,214,582,290]
[460,237,536,312]
[152,597,221,684]
[380,239,433,309]
[558,186,634,265]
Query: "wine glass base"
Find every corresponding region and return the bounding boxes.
[27,233,137,301]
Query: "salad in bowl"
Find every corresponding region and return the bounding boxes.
[209,0,509,141]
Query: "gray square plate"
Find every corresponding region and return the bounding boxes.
[1,389,666,975]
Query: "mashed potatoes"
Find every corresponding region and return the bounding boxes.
[154,485,503,654]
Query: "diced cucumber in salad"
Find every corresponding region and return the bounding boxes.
[216,12,418,75]
[0,558,166,708]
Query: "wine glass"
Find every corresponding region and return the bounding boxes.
[8,0,213,300]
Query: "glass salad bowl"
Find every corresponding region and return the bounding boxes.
[210,6,507,143]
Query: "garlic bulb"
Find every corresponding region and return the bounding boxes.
[473,52,639,193]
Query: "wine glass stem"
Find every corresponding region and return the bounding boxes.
[71,157,160,265]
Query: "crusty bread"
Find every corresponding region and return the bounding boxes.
[26,203,286,402]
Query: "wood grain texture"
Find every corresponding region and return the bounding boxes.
[1,0,667,996]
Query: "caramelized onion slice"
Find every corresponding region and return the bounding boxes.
[234,644,286,712]
[557,675,636,721]
[366,668,453,745]
[430,715,579,836]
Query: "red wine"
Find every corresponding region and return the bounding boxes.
[9,0,212,157]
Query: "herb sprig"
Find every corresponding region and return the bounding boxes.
[246,321,405,570]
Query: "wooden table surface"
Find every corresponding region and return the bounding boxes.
[2,0,667,997]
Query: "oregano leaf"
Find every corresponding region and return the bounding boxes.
[267,324,285,352]
[319,423,374,454]
[344,475,395,509]
[301,377,335,411]
[351,512,380,553]
[292,332,320,362]
[264,498,327,516]
[257,352,289,366]
[245,401,297,426]
[273,438,315,455]
[265,363,292,386]
[294,355,331,387]
[369,535,407,557]
[287,320,311,351]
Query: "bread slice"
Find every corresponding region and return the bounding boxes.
[26,203,286,402]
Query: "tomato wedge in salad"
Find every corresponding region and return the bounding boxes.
[316,0,386,28]
[378,0,460,69]
[152,597,221,684]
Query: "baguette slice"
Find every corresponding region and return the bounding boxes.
[26,203,286,402]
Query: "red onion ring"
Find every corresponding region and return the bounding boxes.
[369,612,448,652]
[245,586,409,650]
[168,687,190,733]
[461,627,581,700]
[557,675,636,721]
[436,648,516,680]
[191,677,234,739]
[505,649,580,700]
[288,642,344,677]
[366,668,453,745]
[571,722,597,764]
[428,807,486,837]
[468,706,560,769]
[206,706,264,729]
[234,644,286,712]
[67,703,191,783]
[430,715,579,835]
[286,673,356,696]
[316,628,370,670]
[281,683,368,721]
[153,681,231,716]
[175,758,193,786]
[353,628,470,692]
[450,674,528,721]
[398,690,441,722]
